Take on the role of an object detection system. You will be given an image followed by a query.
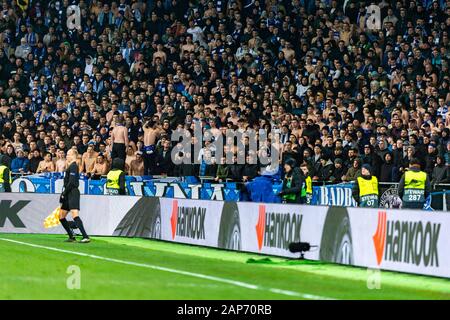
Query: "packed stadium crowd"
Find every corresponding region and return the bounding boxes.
[0,0,448,186]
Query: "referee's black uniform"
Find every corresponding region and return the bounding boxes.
[61,162,80,211]
[59,161,90,242]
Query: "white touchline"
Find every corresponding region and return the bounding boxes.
[0,238,335,300]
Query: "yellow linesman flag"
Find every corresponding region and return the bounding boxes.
[44,207,61,228]
[16,0,29,11]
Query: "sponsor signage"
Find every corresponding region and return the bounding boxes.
[11,176,240,201]
[170,200,207,240]
[255,205,303,251]
[0,193,448,278]
[373,211,440,267]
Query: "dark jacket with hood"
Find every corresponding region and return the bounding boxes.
[318,159,334,182]
[280,167,304,203]
[431,163,449,185]
[379,156,395,182]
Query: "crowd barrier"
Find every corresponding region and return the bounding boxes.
[10,174,241,201]
[0,193,448,278]
[10,174,449,210]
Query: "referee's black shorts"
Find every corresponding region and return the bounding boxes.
[61,189,81,211]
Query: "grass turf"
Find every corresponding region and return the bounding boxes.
[0,233,449,300]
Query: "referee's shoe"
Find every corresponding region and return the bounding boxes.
[79,238,91,243]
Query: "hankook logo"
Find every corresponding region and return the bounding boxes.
[373,211,440,267]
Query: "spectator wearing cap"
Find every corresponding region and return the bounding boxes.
[318,155,334,182]
[14,37,32,59]
[330,158,346,183]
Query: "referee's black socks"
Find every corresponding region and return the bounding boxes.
[74,216,89,239]
[60,218,75,239]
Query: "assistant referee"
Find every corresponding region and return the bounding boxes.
[59,149,90,243]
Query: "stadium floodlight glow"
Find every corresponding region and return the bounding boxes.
[289,242,313,259]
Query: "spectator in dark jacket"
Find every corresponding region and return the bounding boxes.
[392,140,404,169]
[362,144,382,177]
[278,159,304,204]
[318,156,334,182]
[29,149,43,173]
[424,144,438,176]
[330,158,346,183]
[431,156,449,185]
[228,155,244,181]
[242,154,259,182]
[379,153,395,182]
[155,140,173,175]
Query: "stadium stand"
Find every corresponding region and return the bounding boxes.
[0,0,448,187]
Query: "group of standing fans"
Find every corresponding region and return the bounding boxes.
[0,0,447,213]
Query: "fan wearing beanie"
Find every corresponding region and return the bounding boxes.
[277,159,305,204]
[352,163,379,208]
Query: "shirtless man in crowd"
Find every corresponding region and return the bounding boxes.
[81,144,98,175]
[37,152,56,173]
[91,153,109,179]
[111,116,128,161]
[130,151,144,176]
[142,119,160,175]
[55,149,67,172]
[125,146,136,174]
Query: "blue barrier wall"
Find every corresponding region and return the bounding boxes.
[10,173,438,209]
[9,173,355,205]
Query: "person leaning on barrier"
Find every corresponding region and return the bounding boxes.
[300,163,312,204]
[0,155,12,193]
[352,164,379,208]
[106,158,126,195]
[277,159,304,204]
[398,158,431,209]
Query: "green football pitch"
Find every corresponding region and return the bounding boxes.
[0,233,449,300]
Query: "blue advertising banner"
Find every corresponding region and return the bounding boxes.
[10,174,241,201]
[9,174,437,209]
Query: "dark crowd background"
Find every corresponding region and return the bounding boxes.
[0,0,448,185]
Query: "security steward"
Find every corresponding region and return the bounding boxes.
[0,155,12,192]
[277,159,304,204]
[300,163,312,204]
[106,158,126,195]
[398,158,431,209]
[352,164,379,208]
